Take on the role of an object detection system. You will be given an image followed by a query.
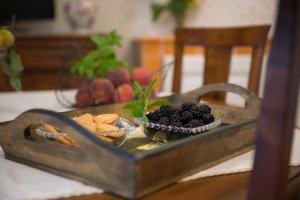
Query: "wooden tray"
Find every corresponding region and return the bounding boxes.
[0,83,260,199]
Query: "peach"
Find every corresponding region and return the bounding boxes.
[131,67,152,86]
[91,78,114,104]
[75,89,93,107]
[78,79,91,90]
[108,68,131,87]
[114,83,134,103]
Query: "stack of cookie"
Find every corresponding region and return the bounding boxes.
[74,113,125,144]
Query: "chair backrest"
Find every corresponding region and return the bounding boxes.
[172,26,270,101]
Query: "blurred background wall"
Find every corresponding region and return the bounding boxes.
[16,0,277,64]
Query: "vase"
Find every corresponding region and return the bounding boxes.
[64,0,98,33]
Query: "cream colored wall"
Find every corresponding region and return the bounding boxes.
[17,0,277,63]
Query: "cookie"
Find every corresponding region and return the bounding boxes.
[94,114,119,124]
[98,135,114,144]
[75,113,94,124]
[96,123,124,138]
[79,121,97,133]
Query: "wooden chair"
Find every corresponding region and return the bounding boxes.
[172,25,270,102]
[248,0,300,199]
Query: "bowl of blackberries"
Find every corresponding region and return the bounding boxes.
[139,103,221,144]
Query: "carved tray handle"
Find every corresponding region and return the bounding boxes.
[171,83,261,110]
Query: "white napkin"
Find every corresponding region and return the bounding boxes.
[1,130,300,200]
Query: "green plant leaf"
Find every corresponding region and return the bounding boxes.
[108,30,122,47]
[2,49,23,90]
[8,50,23,72]
[132,91,138,98]
[123,101,137,110]
[99,48,115,59]
[9,75,22,91]
[123,99,144,118]
[91,35,107,47]
[133,81,144,95]
[71,30,128,79]
[151,4,167,21]
[145,79,156,99]
[142,112,149,123]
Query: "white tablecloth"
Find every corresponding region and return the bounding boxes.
[0,90,299,200]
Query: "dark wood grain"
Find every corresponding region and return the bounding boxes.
[204,47,232,100]
[172,25,270,102]
[0,34,96,91]
[248,0,300,199]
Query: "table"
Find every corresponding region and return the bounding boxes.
[59,167,300,200]
[1,90,300,199]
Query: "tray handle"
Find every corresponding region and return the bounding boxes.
[174,83,261,110]
[0,109,125,156]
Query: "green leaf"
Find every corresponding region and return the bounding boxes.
[145,79,156,99]
[9,75,22,91]
[123,101,138,110]
[168,0,189,14]
[142,112,149,123]
[108,30,122,47]
[133,81,144,95]
[2,49,24,91]
[99,48,115,59]
[8,50,23,72]
[91,35,107,47]
[151,4,167,21]
[132,91,138,98]
[147,100,173,111]
[123,99,145,118]
[71,30,128,79]
[1,59,11,75]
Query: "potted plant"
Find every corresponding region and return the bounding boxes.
[151,0,201,27]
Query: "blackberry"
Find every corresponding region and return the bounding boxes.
[160,105,174,114]
[202,113,215,124]
[146,110,161,122]
[180,111,194,123]
[170,114,181,122]
[172,106,181,114]
[158,106,174,117]
[188,119,204,128]
[158,117,170,125]
[181,103,197,111]
[183,123,191,128]
[197,104,211,114]
[189,107,201,118]
[170,121,182,127]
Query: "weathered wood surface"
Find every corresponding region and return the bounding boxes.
[172,26,270,102]
[0,83,260,199]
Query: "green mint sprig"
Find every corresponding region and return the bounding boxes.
[70,30,129,80]
[123,79,173,122]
